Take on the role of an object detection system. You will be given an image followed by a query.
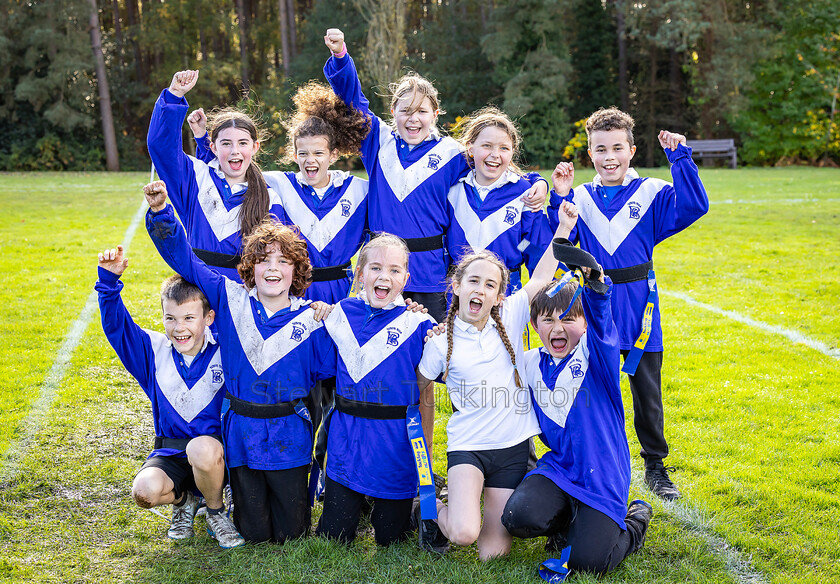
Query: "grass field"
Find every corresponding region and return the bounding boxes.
[0,168,838,583]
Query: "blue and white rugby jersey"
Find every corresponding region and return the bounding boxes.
[324,53,472,293]
[146,205,337,471]
[548,144,709,351]
[96,268,226,460]
[523,280,631,529]
[446,170,552,294]
[147,89,289,282]
[323,293,435,499]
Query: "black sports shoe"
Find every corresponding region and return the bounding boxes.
[414,504,449,554]
[644,464,681,500]
[626,499,653,553]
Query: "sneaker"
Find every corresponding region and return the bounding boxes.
[168,491,201,540]
[433,473,448,503]
[206,510,246,549]
[414,503,449,555]
[223,484,235,517]
[626,499,653,553]
[644,464,681,500]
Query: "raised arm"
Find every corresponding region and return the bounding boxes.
[655,130,710,242]
[188,108,215,164]
[323,29,372,118]
[547,162,579,242]
[143,181,226,310]
[95,245,155,394]
[522,200,578,302]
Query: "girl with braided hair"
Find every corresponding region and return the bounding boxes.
[416,197,580,560]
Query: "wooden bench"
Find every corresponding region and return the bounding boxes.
[686,139,737,169]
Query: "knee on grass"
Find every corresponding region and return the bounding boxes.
[446,522,480,547]
[500,500,551,538]
[131,479,167,509]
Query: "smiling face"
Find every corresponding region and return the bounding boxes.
[452,259,505,330]
[211,126,259,186]
[533,308,587,359]
[588,128,636,187]
[253,242,295,311]
[162,298,215,357]
[392,91,438,145]
[294,134,338,189]
[468,125,514,186]
[356,246,410,309]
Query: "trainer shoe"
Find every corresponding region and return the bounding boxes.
[168,491,201,540]
[626,499,654,553]
[644,463,681,500]
[206,510,245,549]
[414,502,449,555]
[433,473,448,503]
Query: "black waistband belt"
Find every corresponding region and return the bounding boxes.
[368,231,444,253]
[226,392,311,419]
[311,261,352,282]
[193,248,241,270]
[604,260,653,284]
[334,394,410,420]
[154,434,221,451]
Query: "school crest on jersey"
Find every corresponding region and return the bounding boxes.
[339,198,352,217]
[527,336,590,429]
[628,202,641,220]
[503,205,519,225]
[211,364,224,384]
[386,327,401,347]
[427,154,442,170]
[569,362,584,378]
[291,322,307,342]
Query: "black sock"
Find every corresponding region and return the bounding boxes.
[207,505,225,516]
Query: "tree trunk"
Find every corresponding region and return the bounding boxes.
[615,0,628,111]
[111,0,123,63]
[646,44,658,167]
[286,0,297,60]
[87,0,120,171]
[278,0,291,76]
[236,0,251,93]
[353,0,407,112]
[125,0,145,84]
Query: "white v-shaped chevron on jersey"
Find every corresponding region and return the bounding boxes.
[573,178,667,255]
[150,332,225,423]
[530,336,590,429]
[190,157,283,242]
[375,119,463,202]
[225,280,320,375]
[326,304,430,383]
[448,183,526,249]
[264,173,367,252]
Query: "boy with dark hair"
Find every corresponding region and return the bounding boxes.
[549,107,709,500]
[502,261,652,574]
[96,246,244,548]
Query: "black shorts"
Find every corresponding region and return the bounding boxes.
[447,439,530,489]
[139,455,195,501]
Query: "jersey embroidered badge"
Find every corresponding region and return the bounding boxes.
[573,178,667,255]
[150,332,225,423]
[376,119,462,202]
[224,280,321,375]
[326,304,432,383]
[503,205,519,225]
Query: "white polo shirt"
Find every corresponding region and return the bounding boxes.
[419,288,540,451]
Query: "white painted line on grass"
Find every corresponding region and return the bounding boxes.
[632,468,768,584]
[709,198,840,205]
[0,200,149,482]
[661,289,840,360]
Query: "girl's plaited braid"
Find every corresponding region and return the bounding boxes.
[489,304,523,388]
[442,296,459,382]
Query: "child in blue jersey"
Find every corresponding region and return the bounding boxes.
[416,203,578,560]
[147,70,286,281]
[95,246,244,549]
[322,28,547,323]
[193,81,371,304]
[144,180,336,544]
[548,108,709,500]
[501,260,653,575]
[314,234,437,546]
[447,107,552,294]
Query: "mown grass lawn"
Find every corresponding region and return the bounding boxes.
[0,168,838,584]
